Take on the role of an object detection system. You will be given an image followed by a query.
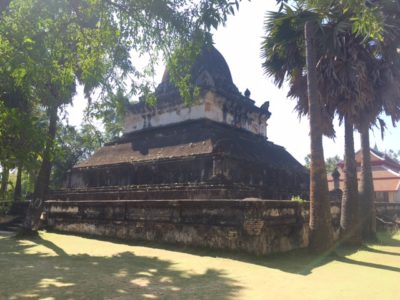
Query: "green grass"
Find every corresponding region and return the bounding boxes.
[0,231,399,300]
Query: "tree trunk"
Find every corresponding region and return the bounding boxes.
[305,21,333,253]
[13,163,22,202]
[359,124,376,241]
[22,105,58,232]
[1,164,10,201]
[340,117,361,245]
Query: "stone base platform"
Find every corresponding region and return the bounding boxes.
[45,199,310,255]
[45,199,400,255]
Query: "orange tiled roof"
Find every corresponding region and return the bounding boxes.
[373,177,400,192]
[327,167,400,192]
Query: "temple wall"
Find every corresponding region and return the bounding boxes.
[45,200,399,255]
[70,156,215,189]
[204,93,267,137]
[220,157,309,200]
[45,199,346,255]
[46,200,309,255]
[123,101,205,133]
[123,92,267,137]
[63,154,308,201]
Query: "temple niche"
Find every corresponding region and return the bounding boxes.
[58,45,309,201]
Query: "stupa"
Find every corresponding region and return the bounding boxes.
[54,45,308,201]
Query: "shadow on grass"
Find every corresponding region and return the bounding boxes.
[335,256,400,273]
[0,234,242,300]
[43,229,355,276]
[26,234,68,256]
[23,228,399,284]
[361,246,400,257]
[254,231,400,275]
[250,232,400,275]
[357,231,400,257]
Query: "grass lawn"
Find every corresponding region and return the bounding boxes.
[0,230,399,300]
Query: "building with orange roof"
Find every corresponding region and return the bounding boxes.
[327,149,400,203]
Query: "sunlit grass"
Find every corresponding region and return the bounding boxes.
[0,231,399,299]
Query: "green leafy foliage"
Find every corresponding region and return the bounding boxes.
[291,195,306,204]
[51,123,103,189]
[0,0,242,216]
[304,154,342,172]
[325,155,342,173]
[263,0,400,131]
[277,0,387,41]
[166,33,210,104]
[0,101,46,171]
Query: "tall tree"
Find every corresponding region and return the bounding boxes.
[0,0,241,231]
[360,0,400,239]
[340,118,361,244]
[0,165,9,201]
[263,0,397,246]
[13,163,22,202]
[305,20,334,251]
[316,0,400,241]
[51,123,104,189]
[262,3,335,252]
[0,95,45,202]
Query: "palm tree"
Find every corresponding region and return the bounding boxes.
[262,5,334,252]
[359,0,400,239]
[304,20,335,251]
[262,1,400,245]
[316,32,374,244]
[317,0,400,241]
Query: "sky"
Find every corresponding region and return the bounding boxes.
[67,0,399,164]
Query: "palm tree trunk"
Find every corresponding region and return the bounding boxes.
[22,105,58,232]
[359,124,376,240]
[13,163,22,202]
[340,117,361,245]
[305,21,333,253]
[1,164,10,201]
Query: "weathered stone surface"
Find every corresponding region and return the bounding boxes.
[46,199,308,255]
[124,90,270,137]
[57,119,309,201]
[45,200,399,255]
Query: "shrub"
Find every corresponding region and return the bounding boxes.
[291,195,305,204]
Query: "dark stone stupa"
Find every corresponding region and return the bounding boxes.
[55,45,308,201]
